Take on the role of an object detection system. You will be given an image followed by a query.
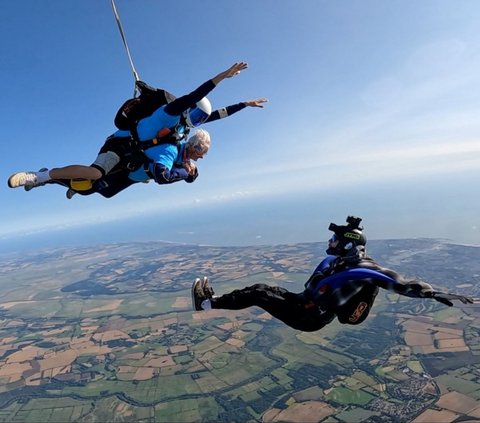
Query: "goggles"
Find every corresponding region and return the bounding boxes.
[328,234,338,243]
[188,107,210,127]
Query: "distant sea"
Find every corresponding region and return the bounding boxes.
[1,184,479,254]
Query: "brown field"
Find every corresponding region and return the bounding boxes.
[441,316,463,324]
[115,402,133,417]
[171,297,189,308]
[421,346,469,354]
[216,322,236,331]
[118,366,135,373]
[192,309,226,321]
[42,366,70,379]
[6,346,45,363]
[401,320,433,332]
[0,362,32,377]
[434,332,462,340]
[134,367,156,381]
[292,386,324,402]
[168,345,188,354]
[38,349,77,371]
[163,317,179,325]
[42,328,69,336]
[257,312,273,320]
[25,379,42,386]
[266,401,335,423]
[84,300,123,313]
[412,408,459,422]
[436,391,479,414]
[225,338,245,348]
[436,339,466,349]
[0,336,17,345]
[404,332,433,346]
[434,327,464,336]
[469,407,480,418]
[80,325,99,332]
[149,321,166,331]
[92,330,130,342]
[263,408,281,422]
[71,341,112,355]
[146,357,175,368]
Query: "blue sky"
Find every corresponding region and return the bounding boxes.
[2,0,480,246]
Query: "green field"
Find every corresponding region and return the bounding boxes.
[0,240,479,422]
[326,387,376,406]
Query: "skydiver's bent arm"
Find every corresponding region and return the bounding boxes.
[151,163,190,184]
[185,167,198,183]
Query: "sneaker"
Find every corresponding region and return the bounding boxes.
[25,168,48,192]
[192,278,208,311]
[201,276,215,299]
[8,171,38,189]
[66,189,77,199]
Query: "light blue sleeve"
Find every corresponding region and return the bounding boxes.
[129,143,179,182]
[144,144,178,169]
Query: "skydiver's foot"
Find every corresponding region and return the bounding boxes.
[192,277,213,311]
[66,189,77,199]
[201,276,215,299]
[24,168,49,191]
[8,171,39,189]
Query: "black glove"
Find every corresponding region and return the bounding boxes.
[431,291,474,307]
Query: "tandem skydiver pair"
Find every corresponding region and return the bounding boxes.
[8,62,267,199]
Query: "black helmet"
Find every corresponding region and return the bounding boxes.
[326,216,367,256]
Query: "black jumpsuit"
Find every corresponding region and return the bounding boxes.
[210,247,436,332]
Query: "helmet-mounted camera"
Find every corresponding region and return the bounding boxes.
[327,216,366,256]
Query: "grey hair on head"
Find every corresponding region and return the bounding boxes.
[186,128,211,153]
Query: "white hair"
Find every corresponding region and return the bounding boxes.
[186,128,211,153]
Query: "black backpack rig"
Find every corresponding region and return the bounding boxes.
[114,80,176,134]
[114,80,188,172]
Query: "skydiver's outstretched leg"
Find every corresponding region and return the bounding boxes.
[8,165,103,191]
[7,135,132,192]
[15,166,137,199]
[192,279,335,332]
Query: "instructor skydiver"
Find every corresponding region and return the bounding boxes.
[192,216,474,332]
